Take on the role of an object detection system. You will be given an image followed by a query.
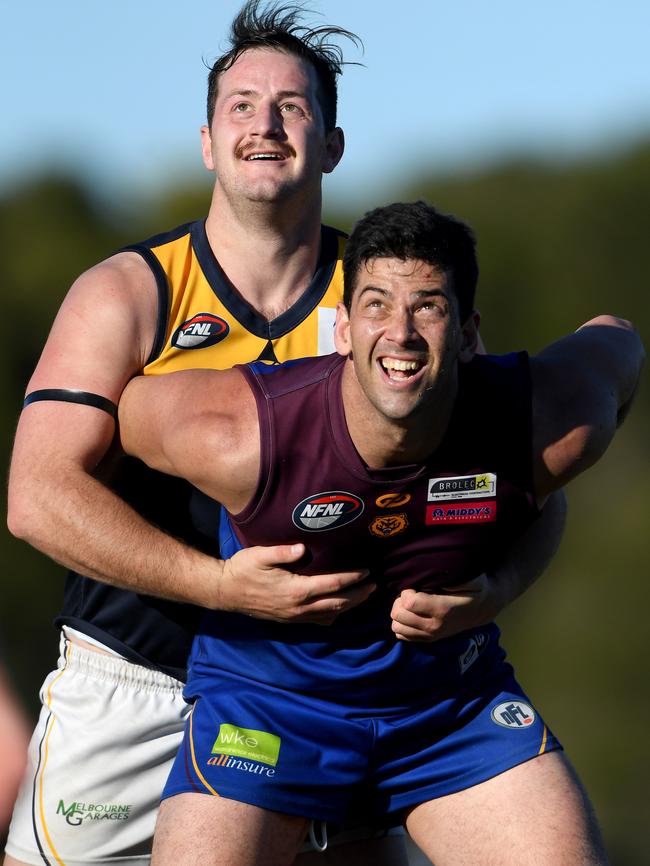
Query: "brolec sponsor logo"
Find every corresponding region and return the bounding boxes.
[426,502,497,525]
[171,312,229,349]
[292,491,364,531]
[427,473,497,502]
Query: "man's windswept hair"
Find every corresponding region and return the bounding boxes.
[207,0,361,131]
[343,201,479,324]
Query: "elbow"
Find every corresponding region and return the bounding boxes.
[7,488,37,543]
[7,478,49,548]
[579,314,634,332]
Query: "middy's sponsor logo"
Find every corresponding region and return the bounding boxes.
[458,632,489,675]
[426,502,497,525]
[427,473,497,502]
[56,800,132,826]
[375,492,411,508]
[212,724,281,767]
[292,492,364,531]
[369,513,408,538]
[172,312,230,349]
[491,701,536,729]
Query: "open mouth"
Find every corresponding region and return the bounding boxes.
[379,357,425,382]
[244,152,286,161]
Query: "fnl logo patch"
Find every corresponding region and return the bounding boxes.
[172,313,230,349]
[292,492,364,531]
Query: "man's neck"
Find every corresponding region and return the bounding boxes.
[205,188,324,321]
[340,361,458,469]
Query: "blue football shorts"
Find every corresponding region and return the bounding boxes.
[162,658,561,825]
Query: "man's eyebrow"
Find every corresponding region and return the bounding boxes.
[276,90,309,101]
[222,88,259,100]
[412,289,449,299]
[357,285,389,299]
[222,89,309,101]
[357,286,449,299]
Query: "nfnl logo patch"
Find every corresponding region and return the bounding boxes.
[172,312,230,349]
[428,473,497,502]
[491,701,536,729]
[292,492,364,531]
[426,502,497,525]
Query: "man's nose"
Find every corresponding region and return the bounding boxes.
[384,308,418,344]
[250,102,284,137]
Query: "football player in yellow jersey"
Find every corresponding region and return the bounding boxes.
[6,3,565,866]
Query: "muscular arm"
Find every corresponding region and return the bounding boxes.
[531,315,644,497]
[118,368,260,514]
[8,257,370,620]
[391,316,644,642]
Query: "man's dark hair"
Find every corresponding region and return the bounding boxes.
[343,201,479,323]
[207,1,360,132]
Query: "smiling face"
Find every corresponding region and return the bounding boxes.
[201,48,344,208]
[335,257,478,426]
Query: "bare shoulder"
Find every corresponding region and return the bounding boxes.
[27,250,159,397]
[531,315,642,412]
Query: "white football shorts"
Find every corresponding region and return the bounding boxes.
[5,632,189,866]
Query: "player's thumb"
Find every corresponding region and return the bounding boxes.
[264,543,307,566]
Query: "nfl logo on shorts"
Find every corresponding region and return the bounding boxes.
[491,701,536,729]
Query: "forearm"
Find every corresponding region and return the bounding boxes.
[9,464,225,608]
[9,461,373,622]
[487,488,567,611]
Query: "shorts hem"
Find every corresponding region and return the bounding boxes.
[161,784,343,824]
[384,741,563,816]
[4,840,151,866]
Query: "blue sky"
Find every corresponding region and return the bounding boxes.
[3,0,650,208]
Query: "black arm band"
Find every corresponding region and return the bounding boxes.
[23,389,118,419]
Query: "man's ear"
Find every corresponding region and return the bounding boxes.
[334,301,352,356]
[200,125,215,171]
[458,310,481,362]
[322,127,345,174]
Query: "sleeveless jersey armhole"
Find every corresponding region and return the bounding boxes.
[120,244,170,366]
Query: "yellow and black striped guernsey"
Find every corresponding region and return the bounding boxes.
[129,219,346,374]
